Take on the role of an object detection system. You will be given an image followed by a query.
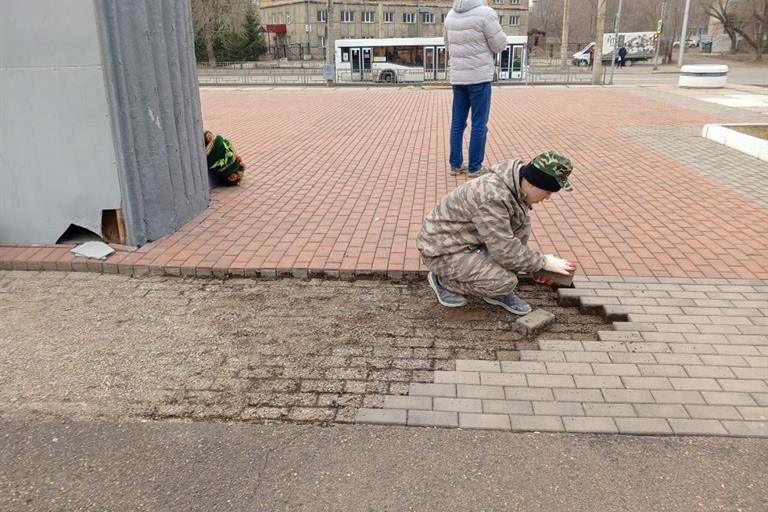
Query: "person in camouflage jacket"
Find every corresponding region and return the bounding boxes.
[417,151,577,315]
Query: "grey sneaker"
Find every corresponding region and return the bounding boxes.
[450,165,467,176]
[467,167,490,179]
[483,293,532,315]
[427,272,467,307]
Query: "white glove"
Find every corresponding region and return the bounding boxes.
[543,254,575,275]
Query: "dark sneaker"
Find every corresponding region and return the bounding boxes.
[427,272,467,307]
[483,293,532,315]
[450,165,467,176]
[467,167,490,179]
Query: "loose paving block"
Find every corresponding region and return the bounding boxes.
[383,396,432,410]
[510,415,564,433]
[433,397,483,413]
[615,418,673,435]
[434,371,480,385]
[515,309,556,336]
[483,399,534,415]
[563,416,618,434]
[356,408,407,425]
[533,269,575,287]
[455,360,500,372]
[459,413,511,431]
[408,410,458,428]
[669,418,727,435]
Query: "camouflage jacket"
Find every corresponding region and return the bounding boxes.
[417,159,546,273]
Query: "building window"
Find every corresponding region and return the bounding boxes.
[510,0,520,3]
[319,35,326,48]
[509,15,520,26]
[403,12,416,24]
[286,14,291,24]
[317,9,327,22]
[441,13,447,23]
[384,11,394,23]
[362,11,375,23]
[341,10,354,23]
[421,12,435,24]
[271,14,279,23]
[494,0,502,3]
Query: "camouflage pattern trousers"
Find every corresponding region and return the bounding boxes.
[421,246,518,298]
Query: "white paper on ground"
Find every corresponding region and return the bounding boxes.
[71,241,115,259]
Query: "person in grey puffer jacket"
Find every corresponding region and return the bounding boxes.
[444,0,507,178]
[417,151,577,315]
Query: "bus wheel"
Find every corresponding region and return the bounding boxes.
[381,71,395,83]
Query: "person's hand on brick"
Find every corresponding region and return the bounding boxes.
[532,274,556,286]
[543,254,577,275]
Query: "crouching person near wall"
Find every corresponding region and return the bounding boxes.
[417,151,577,315]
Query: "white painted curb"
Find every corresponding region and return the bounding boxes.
[702,124,768,162]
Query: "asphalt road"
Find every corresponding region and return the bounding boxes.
[2,420,766,511]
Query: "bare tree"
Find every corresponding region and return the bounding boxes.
[732,0,768,59]
[703,0,741,51]
[192,0,250,65]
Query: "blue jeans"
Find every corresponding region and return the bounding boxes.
[449,82,492,172]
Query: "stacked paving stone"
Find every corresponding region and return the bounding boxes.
[356,276,768,437]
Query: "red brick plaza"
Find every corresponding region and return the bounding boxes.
[3,86,767,279]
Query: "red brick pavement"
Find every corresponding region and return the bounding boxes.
[2,87,767,279]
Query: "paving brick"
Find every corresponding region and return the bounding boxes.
[565,351,611,363]
[717,379,768,393]
[504,387,555,401]
[731,367,768,379]
[459,413,511,431]
[582,341,629,352]
[613,322,658,332]
[500,361,547,374]
[455,360,500,372]
[642,305,684,315]
[651,390,705,404]
[482,399,533,415]
[480,372,527,387]
[553,388,604,402]
[433,397,483,413]
[634,404,689,418]
[609,352,656,364]
[701,391,757,406]
[685,404,742,420]
[669,419,727,435]
[642,332,685,343]
[745,356,768,367]
[574,375,624,388]
[583,403,636,417]
[669,378,721,391]
[510,415,564,432]
[638,364,686,377]
[603,389,653,403]
[621,376,672,389]
[407,410,458,428]
[457,384,505,400]
[654,354,703,365]
[383,396,432,410]
[563,416,617,433]
[698,324,741,335]
[615,418,672,435]
[597,331,643,342]
[521,350,565,362]
[628,313,670,323]
[712,344,761,356]
[592,363,640,376]
[736,407,768,421]
[534,401,584,416]
[434,371,480,385]
[515,309,556,335]
[721,421,768,437]
[726,335,768,346]
[684,366,735,378]
[682,333,728,344]
[409,383,456,397]
[654,323,700,333]
[527,374,575,388]
[356,408,406,425]
[700,355,749,367]
[538,340,584,351]
[546,362,594,375]
[669,343,715,355]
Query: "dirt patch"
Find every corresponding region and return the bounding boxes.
[729,124,768,140]
[0,271,610,425]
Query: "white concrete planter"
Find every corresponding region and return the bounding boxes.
[702,124,768,162]
[679,64,729,88]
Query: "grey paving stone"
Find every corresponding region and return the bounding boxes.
[409,383,456,397]
[533,401,584,416]
[669,343,716,354]
[642,332,685,343]
[603,389,654,403]
[614,322,658,332]
[731,367,768,379]
[683,333,728,343]
[622,376,672,390]
[651,390,705,404]
[538,340,584,351]
[356,408,406,425]
[504,387,554,402]
[684,365,735,378]
[726,335,768,346]
[700,355,748,367]
[669,378,722,391]
[574,375,624,388]
[521,350,565,362]
[455,360,500,372]
[565,351,611,363]
[634,404,689,418]
[434,371,480,385]
[583,403,636,417]
[433,397,483,413]
[643,305,684,315]
[482,399,533,415]
[655,354,703,365]
[407,410,458,428]
[457,384,505,400]
[713,345,762,356]
[597,331,643,342]
[593,363,640,376]
[553,388,604,402]
[510,415,564,432]
[480,372,527,387]
[722,421,768,437]
[628,313,670,323]
[745,356,768,367]
[609,352,656,364]
[546,362,594,375]
[383,396,432,410]
[638,364,687,377]
[655,323,700,334]
[459,413,511,431]
[615,418,672,435]
[698,325,741,335]
[701,391,757,406]
[669,419,727,435]
[527,374,576,388]
[499,361,547,374]
[736,406,768,421]
[563,416,618,433]
[582,341,629,352]
[515,309,556,335]
[718,379,768,393]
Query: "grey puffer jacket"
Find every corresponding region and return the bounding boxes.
[443,0,508,85]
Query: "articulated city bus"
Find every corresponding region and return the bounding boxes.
[334,36,528,84]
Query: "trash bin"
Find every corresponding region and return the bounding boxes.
[701,41,712,53]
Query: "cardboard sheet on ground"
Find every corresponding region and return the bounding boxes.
[71,241,115,259]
